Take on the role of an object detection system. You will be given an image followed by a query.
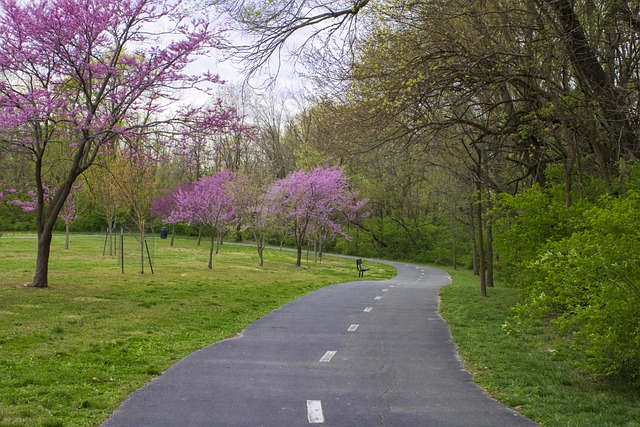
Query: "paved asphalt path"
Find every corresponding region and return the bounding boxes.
[101,261,537,426]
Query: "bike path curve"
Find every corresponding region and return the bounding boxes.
[101,260,537,426]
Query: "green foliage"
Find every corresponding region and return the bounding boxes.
[498,185,640,383]
[0,204,35,231]
[441,269,640,426]
[492,183,589,284]
[334,215,471,266]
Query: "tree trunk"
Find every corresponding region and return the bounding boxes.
[31,228,54,288]
[486,220,494,287]
[170,224,175,247]
[208,235,215,269]
[253,230,265,267]
[476,198,487,297]
[31,178,74,288]
[139,224,145,274]
[257,244,264,267]
[64,222,70,250]
[470,204,479,276]
[296,244,302,267]
[474,170,487,297]
[108,221,114,256]
[215,230,223,255]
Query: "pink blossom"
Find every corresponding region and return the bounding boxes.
[168,171,238,268]
[267,165,368,266]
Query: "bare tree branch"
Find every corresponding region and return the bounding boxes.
[221,0,371,83]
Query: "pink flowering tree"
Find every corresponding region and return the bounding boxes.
[268,165,368,267]
[0,0,225,287]
[151,183,193,247]
[5,183,82,249]
[168,171,237,269]
[229,174,276,267]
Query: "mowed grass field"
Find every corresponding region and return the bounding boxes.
[0,233,395,427]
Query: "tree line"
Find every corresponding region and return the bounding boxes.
[219,0,640,384]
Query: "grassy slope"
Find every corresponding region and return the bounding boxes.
[0,234,395,427]
[440,269,640,427]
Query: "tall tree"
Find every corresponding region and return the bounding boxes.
[0,0,223,287]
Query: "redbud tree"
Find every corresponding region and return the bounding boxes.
[168,171,237,269]
[151,182,193,247]
[268,165,367,267]
[0,0,225,287]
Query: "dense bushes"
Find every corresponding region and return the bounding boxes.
[330,216,472,267]
[495,182,640,383]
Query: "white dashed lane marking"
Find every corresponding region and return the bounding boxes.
[382,289,388,292]
[364,307,373,312]
[307,400,325,423]
[348,324,359,331]
[375,296,382,300]
[319,351,337,363]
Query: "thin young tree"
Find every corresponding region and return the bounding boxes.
[230,173,275,267]
[169,171,237,269]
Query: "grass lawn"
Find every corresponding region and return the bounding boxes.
[440,269,640,427]
[0,233,395,427]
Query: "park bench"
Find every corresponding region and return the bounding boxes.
[356,258,369,278]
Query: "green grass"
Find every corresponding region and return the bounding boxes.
[0,233,395,427]
[440,269,640,427]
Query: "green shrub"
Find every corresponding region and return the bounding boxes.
[492,184,587,284]
[512,190,640,382]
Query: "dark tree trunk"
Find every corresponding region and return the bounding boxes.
[476,193,487,298]
[486,220,494,287]
[470,206,479,276]
[296,244,302,267]
[208,235,215,269]
[139,225,145,274]
[31,228,54,288]
[108,221,114,256]
[31,176,74,288]
[474,148,487,297]
[257,245,264,267]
